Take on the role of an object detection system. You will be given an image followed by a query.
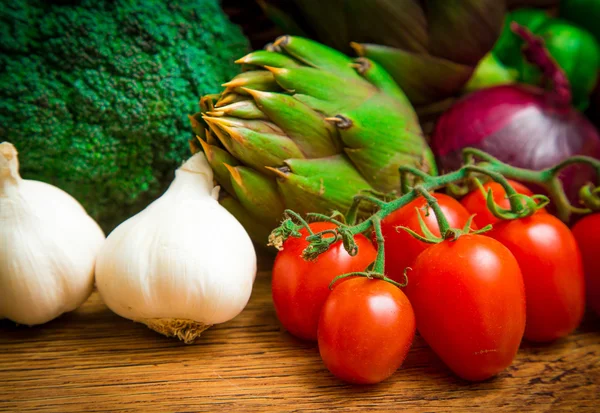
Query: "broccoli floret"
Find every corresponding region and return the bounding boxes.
[0,0,249,231]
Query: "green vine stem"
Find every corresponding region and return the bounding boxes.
[270,148,600,281]
[462,148,600,221]
[328,216,407,289]
[371,216,386,275]
[414,186,451,236]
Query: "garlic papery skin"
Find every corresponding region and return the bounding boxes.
[94,152,257,344]
[0,142,106,326]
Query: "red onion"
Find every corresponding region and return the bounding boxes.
[432,24,600,202]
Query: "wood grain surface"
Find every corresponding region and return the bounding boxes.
[0,270,598,413]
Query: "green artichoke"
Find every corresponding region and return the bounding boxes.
[190,36,436,244]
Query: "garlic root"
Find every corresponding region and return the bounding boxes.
[140,318,213,344]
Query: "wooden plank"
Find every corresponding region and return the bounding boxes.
[0,271,598,412]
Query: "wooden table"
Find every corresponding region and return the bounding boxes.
[1,270,599,412]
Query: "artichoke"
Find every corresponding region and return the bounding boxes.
[253,1,560,107]
[190,36,436,244]
[255,0,510,108]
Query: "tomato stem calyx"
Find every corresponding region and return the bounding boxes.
[328,271,407,290]
[462,148,599,221]
[268,210,317,251]
[579,184,600,211]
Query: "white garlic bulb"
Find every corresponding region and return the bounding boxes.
[95,152,257,344]
[0,142,106,325]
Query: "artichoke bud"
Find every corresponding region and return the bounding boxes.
[192,36,437,244]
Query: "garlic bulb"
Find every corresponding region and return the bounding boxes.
[0,142,106,325]
[95,152,257,344]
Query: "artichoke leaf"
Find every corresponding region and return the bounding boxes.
[203,116,285,136]
[204,118,304,171]
[208,100,267,120]
[335,94,436,192]
[269,154,374,216]
[274,35,358,78]
[188,113,205,138]
[266,66,373,108]
[353,56,413,110]
[215,92,250,108]
[289,0,428,55]
[426,0,506,66]
[196,138,240,198]
[355,43,474,106]
[222,70,278,92]
[224,164,285,227]
[245,88,342,157]
[236,50,303,69]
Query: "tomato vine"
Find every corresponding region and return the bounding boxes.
[269,147,600,285]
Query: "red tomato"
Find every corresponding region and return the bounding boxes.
[488,214,585,342]
[572,213,600,317]
[272,222,377,341]
[405,234,526,381]
[379,193,475,284]
[317,278,415,384]
[461,180,544,228]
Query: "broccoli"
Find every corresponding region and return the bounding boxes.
[0,0,249,231]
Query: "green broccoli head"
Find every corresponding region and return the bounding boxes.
[0,0,249,231]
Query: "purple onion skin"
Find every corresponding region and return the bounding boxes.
[432,84,600,203]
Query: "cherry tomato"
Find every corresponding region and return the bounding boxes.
[379,193,475,284]
[488,214,585,342]
[272,222,377,341]
[405,234,526,381]
[572,213,600,317]
[317,277,415,384]
[461,180,544,228]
